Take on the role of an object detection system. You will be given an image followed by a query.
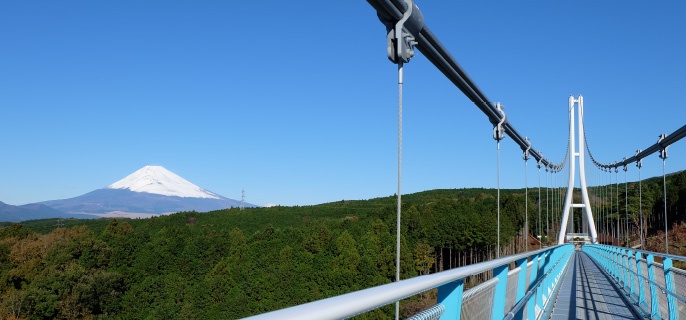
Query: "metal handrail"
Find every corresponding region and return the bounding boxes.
[584,244,686,320]
[244,245,570,320]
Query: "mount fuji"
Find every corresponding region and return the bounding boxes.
[36,166,255,219]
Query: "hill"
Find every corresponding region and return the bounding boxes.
[1,172,685,319]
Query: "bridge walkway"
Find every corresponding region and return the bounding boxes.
[549,250,640,320]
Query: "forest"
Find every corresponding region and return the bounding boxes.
[1,171,685,319]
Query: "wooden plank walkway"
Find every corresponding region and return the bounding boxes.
[549,251,640,320]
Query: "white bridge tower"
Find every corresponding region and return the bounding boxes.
[558,95,598,244]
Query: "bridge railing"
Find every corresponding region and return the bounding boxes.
[583,244,686,320]
[244,244,574,320]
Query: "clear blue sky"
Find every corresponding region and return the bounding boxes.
[1,1,685,207]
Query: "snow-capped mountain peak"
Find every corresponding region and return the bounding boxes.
[107,165,221,199]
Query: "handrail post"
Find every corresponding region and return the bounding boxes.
[613,248,624,282]
[627,250,640,297]
[607,246,614,278]
[540,251,552,311]
[535,255,546,316]
[527,253,540,320]
[491,265,509,320]
[538,252,547,282]
[621,249,629,292]
[663,257,677,320]
[437,279,464,320]
[514,257,528,320]
[646,254,659,318]
[636,251,645,306]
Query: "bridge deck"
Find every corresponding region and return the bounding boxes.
[549,251,639,320]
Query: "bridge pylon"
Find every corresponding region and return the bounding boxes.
[558,95,598,244]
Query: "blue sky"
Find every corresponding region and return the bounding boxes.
[1,1,685,207]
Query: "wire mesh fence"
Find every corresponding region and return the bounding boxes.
[405,303,445,320]
[460,277,498,320]
[504,268,521,313]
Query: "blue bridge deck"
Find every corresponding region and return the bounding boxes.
[551,251,639,320]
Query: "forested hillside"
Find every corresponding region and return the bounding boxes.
[1,171,685,319]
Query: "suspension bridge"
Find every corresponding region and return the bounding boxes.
[245,1,686,319]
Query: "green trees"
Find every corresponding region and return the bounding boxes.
[5,178,685,319]
[0,226,124,319]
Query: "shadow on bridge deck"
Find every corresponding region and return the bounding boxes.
[550,251,641,320]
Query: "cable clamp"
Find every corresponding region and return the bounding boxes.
[658,134,668,160]
[635,150,643,169]
[384,0,423,64]
[493,102,506,141]
[537,152,543,170]
[523,137,531,161]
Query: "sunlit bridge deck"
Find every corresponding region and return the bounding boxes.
[247,244,686,320]
[550,251,639,320]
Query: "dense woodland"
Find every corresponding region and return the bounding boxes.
[1,171,685,319]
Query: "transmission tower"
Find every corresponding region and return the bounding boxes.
[241,189,245,211]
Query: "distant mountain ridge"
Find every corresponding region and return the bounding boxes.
[12,165,257,221]
[40,188,246,215]
[0,201,98,222]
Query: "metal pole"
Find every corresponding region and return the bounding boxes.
[493,103,505,257]
[637,151,644,250]
[545,167,550,245]
[639,169,643,250]
[497,140,501,257]
[538,163,542,244]
[622,158,629,248]
[395,61,403,320]
[659,134,668,253]
[603,169,612,239]
[524,140,530,252]
[663,158,668,253]
[615,167,622,244]
[524,160,529,251]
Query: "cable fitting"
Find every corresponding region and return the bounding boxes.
[635,150,643,169]
[493,102,506,141]
[383,0,424,64]
[658,134,668,160]
[523,137,531,161]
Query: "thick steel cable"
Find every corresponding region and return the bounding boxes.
[580,104,685,170]
[366,0,567,170]
[613,124,686,169]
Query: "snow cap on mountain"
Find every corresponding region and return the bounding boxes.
[107,165,221,199]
